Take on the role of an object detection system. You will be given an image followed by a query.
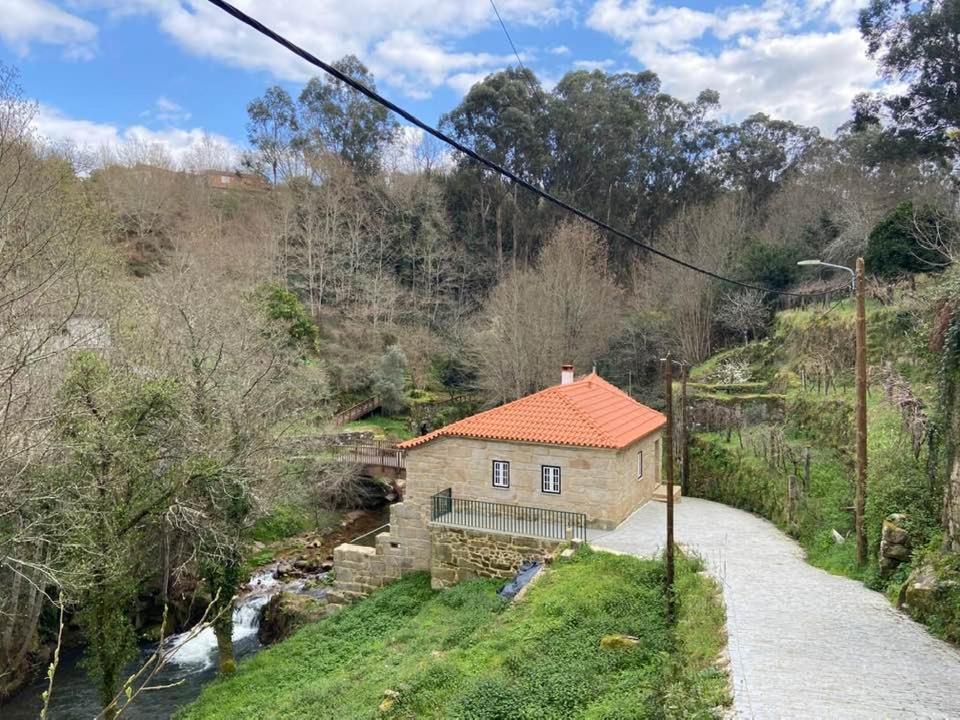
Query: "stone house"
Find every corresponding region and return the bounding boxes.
[333,366,666,596]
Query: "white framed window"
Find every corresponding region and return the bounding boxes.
[492,460,510,489]
[541,465,561,494]
[637,450,644,479]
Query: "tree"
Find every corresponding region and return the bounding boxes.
[471,222,623,402]
[373,345,408,415]
[245,86,300,185]
[865,201,946,277]
[442,67,551,273]
[56,353,182,717]
[719,113,822,210]
[717,289,770,344]
[859,0,960,162]
[0,63,108,698]
[298,56,398,177]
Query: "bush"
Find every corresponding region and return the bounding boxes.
[865,201,944,279]
[250,504,312,542]
[255,283,319,351]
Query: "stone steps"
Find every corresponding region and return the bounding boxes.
[652,484,682,503]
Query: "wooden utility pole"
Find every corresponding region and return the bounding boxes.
[662,355,676,622]
[680,364,690,497]
[854,257,868,565]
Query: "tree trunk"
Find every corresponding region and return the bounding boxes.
[944,452,960,552]
[214,609,236,675]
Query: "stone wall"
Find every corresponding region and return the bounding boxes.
[403,434,661,529]
[332,530,414,602]
[429,525,566,589]
[331,501,430,602]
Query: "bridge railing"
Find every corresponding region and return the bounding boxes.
[328,442,404,469]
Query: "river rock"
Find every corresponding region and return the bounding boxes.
[257,592,329,645]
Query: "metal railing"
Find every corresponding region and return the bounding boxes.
[430,488,586,541]
[328,442,404,469]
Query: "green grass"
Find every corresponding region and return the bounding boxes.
[344,415,414,440]
[178,549,728,720]
[250,504,315,543]
[690,398,941,587]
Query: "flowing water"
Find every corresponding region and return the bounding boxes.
[2,568,307,720]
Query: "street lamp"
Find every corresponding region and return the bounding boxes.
[797,257,868,566]
[796,259,856,290]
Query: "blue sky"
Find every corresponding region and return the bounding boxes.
[3,0,883,166]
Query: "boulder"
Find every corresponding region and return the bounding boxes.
[879,513,912,575]
[257,592,329,645]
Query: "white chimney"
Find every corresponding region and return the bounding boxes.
[561,364,575,385]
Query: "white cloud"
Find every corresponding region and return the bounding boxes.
[142,96,192,124]
[572,59,616,71]
[33,104,241,169]
[586,0,877,133]
[549,45,571,55]
[373,31,516,94]
[85,0,564,97]
[1,0,97,59]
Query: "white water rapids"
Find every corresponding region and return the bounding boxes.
[163,568,281,669]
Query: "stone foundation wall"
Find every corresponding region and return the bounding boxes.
[331,500,430,602]
[332,531,413,602]
[429,525,566,589]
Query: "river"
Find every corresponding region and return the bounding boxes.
[3,569,286,720]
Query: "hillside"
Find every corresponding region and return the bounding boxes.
[686,273,960,642]
[178,550,728,720]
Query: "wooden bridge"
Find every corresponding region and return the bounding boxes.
[328,442,405,471]
[332,396,382,427]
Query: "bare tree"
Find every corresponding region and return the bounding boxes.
[0,64,108,697]
[637,195,748,362]
[717,289,770,344]
[472,222,623,402]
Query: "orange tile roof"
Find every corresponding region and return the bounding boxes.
[398,373,665,450]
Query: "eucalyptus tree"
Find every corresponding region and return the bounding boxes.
[298,56,399,178]
[245,85,300,185]
[859,0,960,163]
[442,67,552,273]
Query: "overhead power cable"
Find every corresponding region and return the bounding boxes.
[204,0,846,299]
[488,0,545,102]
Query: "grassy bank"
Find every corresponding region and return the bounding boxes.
[687,294,955,637]
[178,549,728,720]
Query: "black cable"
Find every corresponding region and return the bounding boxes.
[204,0,845,299]
[488,0,544,101]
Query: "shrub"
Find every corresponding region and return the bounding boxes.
[250,504,312,542]
[255,283,319,351]
[865,201,944,279]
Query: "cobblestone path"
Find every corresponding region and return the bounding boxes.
[591,498,960,719]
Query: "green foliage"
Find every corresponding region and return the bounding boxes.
[738,240,798,290]
[864,409,941,558]
[373,345,408,416]
[57,352,182,708]
[859,0,960,162]
[178,551,728,720]
[251,504,313,543]
[865,201,943,278]
[255,282,319,352]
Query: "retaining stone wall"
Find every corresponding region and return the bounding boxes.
[429,525,565,589]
